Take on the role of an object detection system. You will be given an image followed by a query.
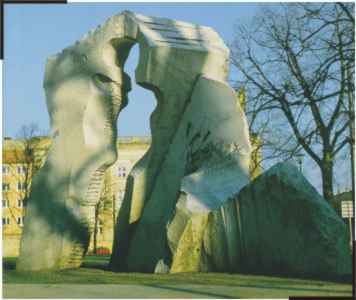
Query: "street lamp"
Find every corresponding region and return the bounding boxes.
[295,153,304,172]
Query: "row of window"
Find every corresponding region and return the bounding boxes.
[3,165,27,175]
[5,165,128,179]
[5,165,128,177]
[117,167,127,177]
[5,165,127,179]
[2,199,25,208]
[2,182,27,191]
[2,216,25,226]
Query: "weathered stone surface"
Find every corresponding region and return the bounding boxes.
[166,162,352,278]
[166,193,243,274]
[154,259,170,274]
[17,10,348,277]
[235,162,352,279]
[110,13,251,273]
[17,13,138,271]
[160,75,251,274]
[17,11,250,272]
[113,72,251,272]
[168,195,209,273]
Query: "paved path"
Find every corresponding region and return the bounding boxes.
[3,283,352,299]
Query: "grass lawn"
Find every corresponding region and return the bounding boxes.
[3,256,353,298]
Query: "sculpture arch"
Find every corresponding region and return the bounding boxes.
[17,11,251,272]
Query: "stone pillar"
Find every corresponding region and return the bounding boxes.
[17,13,136,271]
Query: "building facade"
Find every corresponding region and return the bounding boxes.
[87,137,150,253]
[2,136,150,256]
[2,133,260,257]
[2,137,52,256]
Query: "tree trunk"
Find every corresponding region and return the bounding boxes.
[321,157,334,203]
[349,137,354,199]
[347,67,355,204]
[93,204,99,255]
[112,195,116,241]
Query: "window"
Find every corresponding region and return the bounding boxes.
[117,166,127,178]
[2,183,10,191]
[17,166,27,175]
[2,199,9,208]
[17,182,27,191]
[17,199,24,208]
[97,220,103,235]
[2,165,10,175]
[2,217,10,225]
[17,216,25,226]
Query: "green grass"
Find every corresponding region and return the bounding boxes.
[3,256,352,298]
[2,256,353,298]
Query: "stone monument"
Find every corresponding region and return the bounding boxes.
[17,11,351,280]
[17,11,251,271]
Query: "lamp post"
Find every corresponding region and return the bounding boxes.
[341,200,354,249]
[295,153,304,172]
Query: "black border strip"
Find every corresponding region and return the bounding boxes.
[1,0,67,60]
[290,298,353,300]
[353,239,355,298]
[1,2,355,300]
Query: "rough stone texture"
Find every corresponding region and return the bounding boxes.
[166,192,243,273]
[161,75,251,274]
[153,259,170,274]
[17,13,135,271]
[235,162,352,279]
[17,11,251,272]
[16,10,349,277]
[110,13,251,273]
[112,75,252,272]
[165,162,352,278]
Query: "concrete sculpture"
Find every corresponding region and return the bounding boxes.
[107,13,251,273]
[17,11,251,271]
[111,75,251,272]
[17,10,350,278]
[165,163,352,278]
[17,12,133,270]
[234,163,351,279]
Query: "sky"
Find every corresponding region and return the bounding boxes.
[3,2,257,138]
[2,2,352,193]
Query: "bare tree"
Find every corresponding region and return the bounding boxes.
[2,123,43,228]
[93,201,102,254]
[92,170,114,254]
[231,3,354,203]
[14,123,43,207]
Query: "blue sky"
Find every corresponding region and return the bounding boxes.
[3,2,257,138]
[3,2,352,192]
